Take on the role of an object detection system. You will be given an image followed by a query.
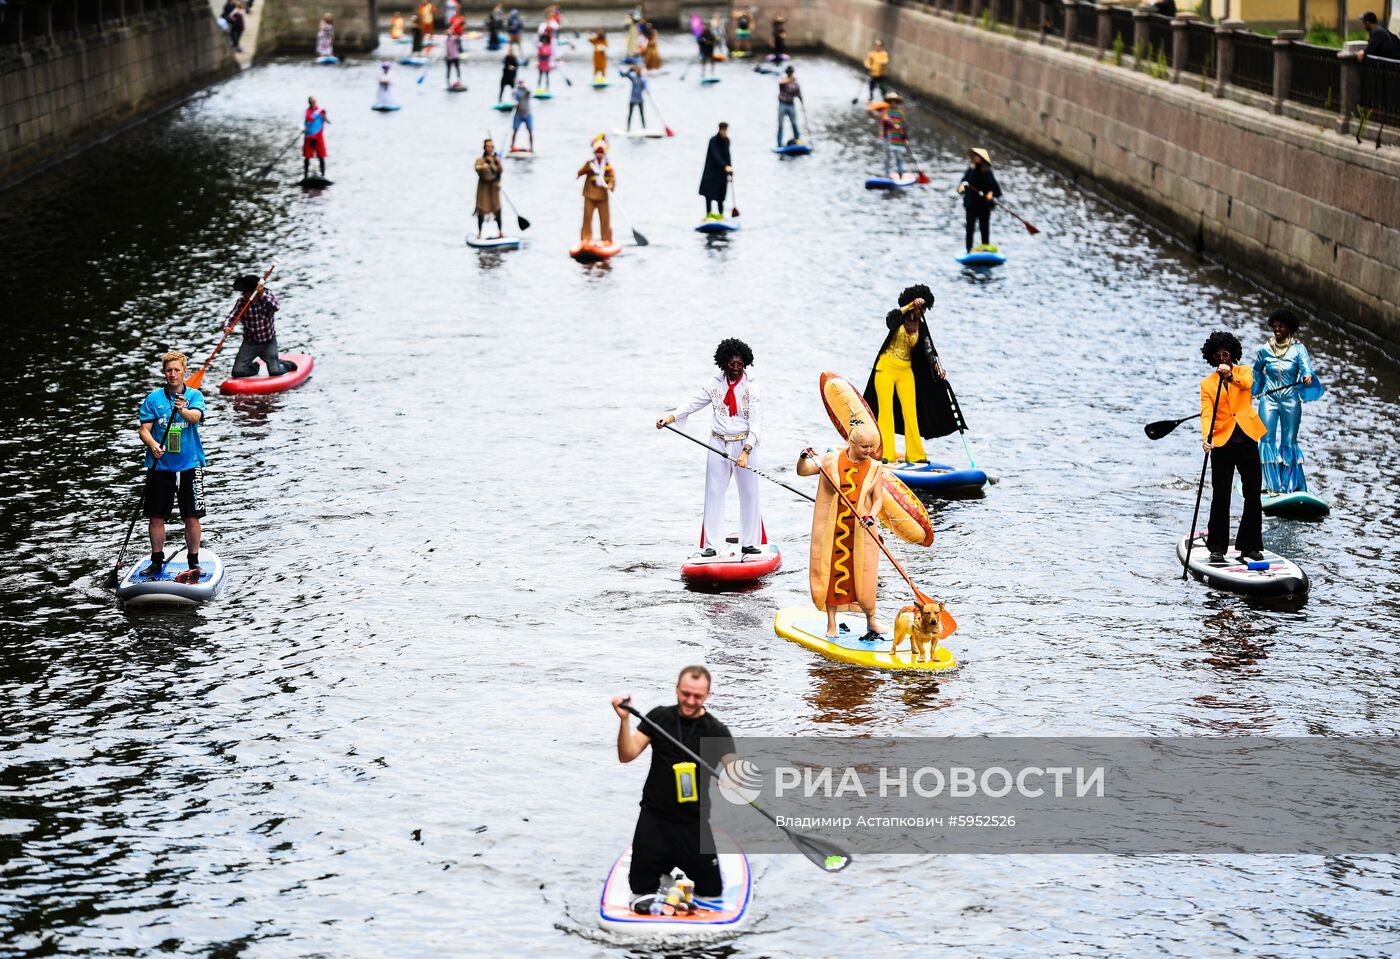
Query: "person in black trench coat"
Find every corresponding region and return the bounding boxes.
[698,123,733,220]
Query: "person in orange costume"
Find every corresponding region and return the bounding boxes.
[797,421,886,640]
[1199,330,1267,564]
[577,140,615,245]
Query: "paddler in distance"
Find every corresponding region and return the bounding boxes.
[610,665,736,909]
[138,351,208,583]
[1200,331,1267,563]
[698,122,732,221]
[863,285,963,465]
[227,273,295,377]
[577,137,615,247]
[302,95,329,181]
[797,421,886,640]
[473,138,504,239]
[656,339,762,558]
[957,147,1003,254]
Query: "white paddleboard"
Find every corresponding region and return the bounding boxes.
[1176,534,1308,599]
[597,846,751,937]
[114,547,226,606]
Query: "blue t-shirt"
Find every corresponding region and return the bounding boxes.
[139,386,208,472]
[625,70,647,103]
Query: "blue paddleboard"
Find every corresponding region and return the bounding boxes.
[887,461,988,495]
[371,103,401,112]
[399,56,428,66]
[695,219,739,234]
[1260,489,1329,518]
[773,142,813,156]
[957,250,1006,267]
[315,56,340,65]
[865,174,920,190]
[700,76,722,84]
[492,101,514,111]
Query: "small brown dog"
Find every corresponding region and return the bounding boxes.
[890,601,945,663]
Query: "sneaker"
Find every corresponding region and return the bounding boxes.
[741,545,762,555]
[278,360,298,373]
[141,561,164,578]
[1240,550,1265,562]
[628,893,656,915]
[699,547,717,558]
[1207,552,1226,564]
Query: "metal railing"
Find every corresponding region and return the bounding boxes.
[1231,30,1274,94]
[1074,1,1098,46]
[1360,55,1400,129]
[1290,42,1340,109]
[1183,20,1216,79]
[1145,12,1173,53]
[1108,6,1135,49]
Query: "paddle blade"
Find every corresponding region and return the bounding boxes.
[664,126,675,137]
[1144,417,1186,440]
[1023,221,1041,236]
[517,215,531,232]
[916,172,931,185]
[185,369,206,390]
[729,206,740,218]
[783,827,852,873]
[632,228,649,247]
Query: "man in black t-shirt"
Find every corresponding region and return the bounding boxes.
[1358,12,1400,60]
[611,665,736,900]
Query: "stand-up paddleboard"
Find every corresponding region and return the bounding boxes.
[465,234,522,250]
[865,173,921,190]
[1261,490,1329,519]
[533,89,554,99]
[714,52,727,62]
[817,371,937,547]
[957,249,1006,268]
[297,175,333,188]
[506,148,534,159]
[399,55,428,66]
[492,101,514,111]
[765,52,791,62]
[888,461,988,495]
[681,537,779,584]
[570,240,622,263]
[592,77,610,87]
[115,548,226,606]
[754,65,780,75]
[612,128,665,138]
[620,54,642,65]
[371,103,401,112]
[315,55,340,65]
[730,50,751,59]
[1177,534,1309,599]
[865,100,889,112]
[774,609,957,671]
[700,75,722,84]
[447,83,468,93]
[219,353,315,395]
[598,847,751,936]
[695,218,739,234]
[773,142,812,156]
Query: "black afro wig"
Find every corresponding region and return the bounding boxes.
[714,338,754,369]
[898,285,934,309]
[1267,308,1300,334]
[1201,330,1243,365]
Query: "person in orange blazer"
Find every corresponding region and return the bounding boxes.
[1200,331,1268,563]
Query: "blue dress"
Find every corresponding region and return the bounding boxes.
[1251,340,1323,494]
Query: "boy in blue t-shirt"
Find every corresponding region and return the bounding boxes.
[137,351,208,581]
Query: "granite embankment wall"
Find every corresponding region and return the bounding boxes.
[257,0,379,56]
[0,0,239,189]
[752,0,1400,349]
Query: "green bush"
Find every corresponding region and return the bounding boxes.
[1112,32,1125,66]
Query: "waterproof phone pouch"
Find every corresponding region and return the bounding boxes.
[673,762,698,803]
[167,422,182,455]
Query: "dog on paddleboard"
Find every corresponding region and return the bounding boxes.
[890,601,945,662]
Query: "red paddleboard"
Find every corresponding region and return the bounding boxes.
[219,353,315,395]
[681,528,781,585]
[570,241,622,263]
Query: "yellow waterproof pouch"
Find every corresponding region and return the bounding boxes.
[673,762,698,803]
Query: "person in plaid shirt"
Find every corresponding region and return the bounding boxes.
[228,274,296,377]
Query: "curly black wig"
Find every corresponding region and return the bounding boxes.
[898,285,934,309]
[714,338,754,369]
[1267,308,1300,334]
[1201,331,1243,365]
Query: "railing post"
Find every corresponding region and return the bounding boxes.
[971,0,986,23]
[1213,18,1243,99]
[1271,29,1302,115]
[1170,12,1196,84]
[1062,0,1077,51]
[1336,49,1360,134]
[1039,1,1050,43]
[1014,0,1025,34]
[1133,5,1152,68]
[1096,1,1116,60]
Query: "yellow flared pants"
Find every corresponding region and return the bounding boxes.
[874,357,925,462]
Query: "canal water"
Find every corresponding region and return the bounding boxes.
[2,31,1398,958]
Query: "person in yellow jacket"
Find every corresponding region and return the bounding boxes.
[864,39,890,101]
[1199,331,1268,564]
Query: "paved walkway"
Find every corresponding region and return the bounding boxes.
[211,0,262,69]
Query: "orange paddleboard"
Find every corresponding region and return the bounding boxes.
[570,241,621,263]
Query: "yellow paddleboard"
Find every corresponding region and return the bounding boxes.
[773,608,957,672]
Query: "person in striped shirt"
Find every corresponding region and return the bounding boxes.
[227,275,296,377]
[881,91,908,179]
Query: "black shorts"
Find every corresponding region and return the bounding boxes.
[628,806,723,897]
[142,468,206,519]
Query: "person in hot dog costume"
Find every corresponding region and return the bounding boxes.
[656,339,762,558]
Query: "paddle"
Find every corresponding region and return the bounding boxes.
[256,133,302,178]
[105,389,189,588]
[923,337,978,471]
[664,424,814,502]
[903,141,932,186]
[680,53,697,81]
[1182,373,1226,578]
[1145,379,1308,441]
[850,79,866,105]
[644,90,675,136]
[501,187,531,231]
[799,100,814,148]
[620,699,851,874]
[186,261,278,390]
[612,194,649,246]
[993,198,1040,236]
[728,175,740,218]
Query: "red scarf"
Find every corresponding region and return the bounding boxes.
[723,374,742,416]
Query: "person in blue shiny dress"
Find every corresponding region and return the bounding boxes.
[1252,309,1324,494]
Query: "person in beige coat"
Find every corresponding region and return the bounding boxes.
[577,140,615,245]
[474,138,504,239]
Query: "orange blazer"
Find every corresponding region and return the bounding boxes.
[1200,367,1266,446]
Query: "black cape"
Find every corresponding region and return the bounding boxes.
[862,313,967,440]
[959,164,1002,213]
[698,134,731,201]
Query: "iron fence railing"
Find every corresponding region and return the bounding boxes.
[1183,20,1217,79]
[1360,54,1400,129]
[1074,2,1098,47]
[1290,42,1340,109]
[1231,31,1274,94]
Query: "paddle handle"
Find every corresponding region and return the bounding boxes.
[663,424,814,502]
[1182,373,1226,578]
